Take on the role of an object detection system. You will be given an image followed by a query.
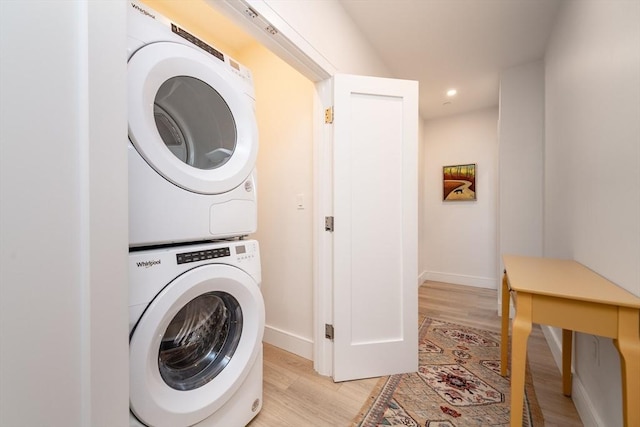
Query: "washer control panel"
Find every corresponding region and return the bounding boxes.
[235,242,257,262]
[174,241,258,265]
[176,247,230,264]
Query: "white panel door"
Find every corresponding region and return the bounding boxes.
[332,74,418,382]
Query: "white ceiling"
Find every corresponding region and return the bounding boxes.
[163,0,561,120]
[338,0,561,119]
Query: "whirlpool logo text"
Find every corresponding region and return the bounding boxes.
[131,3,155,19]
[137,260,161,268]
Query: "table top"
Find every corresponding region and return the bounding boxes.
[503,255,640,309]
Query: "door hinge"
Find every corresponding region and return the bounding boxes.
[325,216,334,232]
[325,324,334,341]
[243,6,258,19]
[324,106,334,124]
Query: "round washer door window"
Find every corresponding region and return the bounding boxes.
[159,291,242,391]
[129,264,265,427]
[128,42,258,195]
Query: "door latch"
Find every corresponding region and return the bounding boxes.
[325,324,334,341]
[325,216,334,232]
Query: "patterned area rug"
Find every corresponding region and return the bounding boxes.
[352,318,544,427]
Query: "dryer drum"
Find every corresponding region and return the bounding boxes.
[158,291,243,391]
[154,104,189,163]
[153,76,237,171]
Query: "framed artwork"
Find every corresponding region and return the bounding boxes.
[443,163,476,201]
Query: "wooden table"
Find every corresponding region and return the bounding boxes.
[500,255,640,427]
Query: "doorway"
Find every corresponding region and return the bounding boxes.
[142,0,419,382]
[141,0,319,363]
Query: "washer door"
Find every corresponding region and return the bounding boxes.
[128,42,258,194]
[130,264,265,427]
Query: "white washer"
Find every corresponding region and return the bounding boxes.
[129,240,265,427]
[127,1,259,248]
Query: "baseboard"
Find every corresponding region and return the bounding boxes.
[263,324,313,360]
[418,270,429,286]
[539,325,601,426]
[423,271,497,289]
[572,374,604,427]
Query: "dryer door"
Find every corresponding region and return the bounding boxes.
[128,42,258,194]
[129,264,265,427]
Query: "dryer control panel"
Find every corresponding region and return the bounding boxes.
[170,24,225,62]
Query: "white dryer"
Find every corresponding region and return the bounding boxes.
[127,1,259,248]
[129,240,265,427]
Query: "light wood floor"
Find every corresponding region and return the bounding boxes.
[248,281,583,426]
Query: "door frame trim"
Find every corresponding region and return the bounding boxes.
[212,0,336,375]
[312,79,334,375]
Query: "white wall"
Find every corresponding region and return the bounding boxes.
[498,61,545,271]
[422,108,499,289]
[496,61,544,316]
[544,1,640,426]
[0,2,129,426]
[238,44,316,358]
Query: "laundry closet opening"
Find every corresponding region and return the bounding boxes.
[142,0,316,361]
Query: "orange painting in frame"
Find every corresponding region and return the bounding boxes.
[443,163,476,201]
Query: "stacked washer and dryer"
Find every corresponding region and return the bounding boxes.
[127,2,265,426]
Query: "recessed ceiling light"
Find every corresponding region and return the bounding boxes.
[446,89,457,97]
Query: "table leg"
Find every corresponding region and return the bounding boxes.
[510,292,532,427]
[613,307,640,427]
[562,329,573,396]
[501,271,510,377]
